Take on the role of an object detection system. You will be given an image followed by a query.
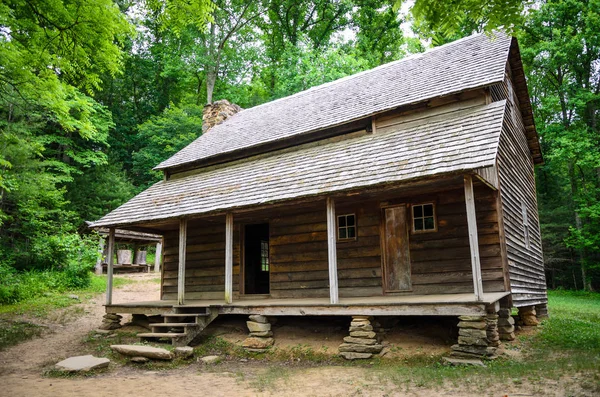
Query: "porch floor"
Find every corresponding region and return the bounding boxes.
[106,291,509,317]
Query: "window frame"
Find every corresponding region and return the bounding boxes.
[260,240,269,272]
[337,213,357,241]
[411,203,437,234]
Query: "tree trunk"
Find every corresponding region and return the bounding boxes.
[206,70,216,105]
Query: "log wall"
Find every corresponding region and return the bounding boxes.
[160,184,506,300]
[162,219,240,300]
[492,69,548,307]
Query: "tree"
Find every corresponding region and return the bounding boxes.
[132,105,203,188]
[519,0,600,290]
[0,0,133,270]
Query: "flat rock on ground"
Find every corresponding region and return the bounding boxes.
[55,355,110,372]
[443,357,486,367]
[174,347,194,359]
[199,355,221,364]
[111,345,173,360]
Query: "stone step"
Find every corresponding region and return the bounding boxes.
[138,332,187,338]
[151,323,199,328]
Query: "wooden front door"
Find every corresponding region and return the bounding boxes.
[382,205,412,292]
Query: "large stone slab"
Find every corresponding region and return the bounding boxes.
[343,336,378,345]
[451,344,496,357]
[443,357,486,367]
[55,355,110,372]
[340,352,372,360]
[338,343,383,354]
[246,321,271,333]
[111,345,173,360]
[242,337,274,349]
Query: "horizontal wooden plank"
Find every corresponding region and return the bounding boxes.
[270,267,381,283]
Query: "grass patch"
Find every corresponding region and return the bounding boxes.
[370,290,600,393]
[0,319,44,350]
[0,275,132,318]
[0,274,135,350]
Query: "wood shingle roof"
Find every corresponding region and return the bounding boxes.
[92,101,507,227]
[155,33,512,171]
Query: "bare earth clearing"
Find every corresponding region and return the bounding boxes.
[0,274,590,396]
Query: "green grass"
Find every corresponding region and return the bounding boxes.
[371,289,600,393]
[0,274,135,351]
[0,275,131,317]
[0,319,44,350]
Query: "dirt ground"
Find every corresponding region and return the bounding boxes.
[0,274,589,396]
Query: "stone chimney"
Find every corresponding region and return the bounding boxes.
[202,99,243,133]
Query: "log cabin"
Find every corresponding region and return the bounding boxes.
[91,32,547,357]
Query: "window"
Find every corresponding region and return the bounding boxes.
[522,202,530,249]
[412,203,436,232]
[337,214,356,240]
[260,240,269,272]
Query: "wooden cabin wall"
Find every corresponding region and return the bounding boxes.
[269,203,383,298]
[161,220,240,300]
[494,70,547,307]
[159,184,507,300]
[406,186,506,294]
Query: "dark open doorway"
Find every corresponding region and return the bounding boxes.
[244,223,270,294]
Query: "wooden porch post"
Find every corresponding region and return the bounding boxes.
[225,212,234,304]
[464,175,484,302]
[326,197,339,304]
[105,228,115,305]
[178,219,187,305]
[154,240,162,273]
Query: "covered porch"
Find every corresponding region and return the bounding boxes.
[101,172,508,315]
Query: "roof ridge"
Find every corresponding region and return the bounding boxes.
[241,33,490,113]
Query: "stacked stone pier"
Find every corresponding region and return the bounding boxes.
[242,315,274,352]
[338,316,383,360]
[498,308,516,341]
[450,315,497,359]
[99,313,122,330]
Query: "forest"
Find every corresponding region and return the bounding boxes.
[0,0,598,303]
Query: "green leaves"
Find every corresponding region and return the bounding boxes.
[132,104,203,188]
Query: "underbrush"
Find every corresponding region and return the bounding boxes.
[0,275,130,317]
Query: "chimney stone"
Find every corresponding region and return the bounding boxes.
[202,99,243,133]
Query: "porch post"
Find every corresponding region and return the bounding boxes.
[178,218,187,305]
[105,228,115,306]
[154,240,162,273]
[464,175,484,302]
[225,212,234,304]
[326,197,339,304]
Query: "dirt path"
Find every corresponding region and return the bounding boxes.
[0,273,160,375]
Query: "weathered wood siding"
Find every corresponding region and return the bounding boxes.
[162,219,240,300]
[269,203,383,298]
[160,186,506,300]
[406,187,505,294]
[492,70,548,307]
